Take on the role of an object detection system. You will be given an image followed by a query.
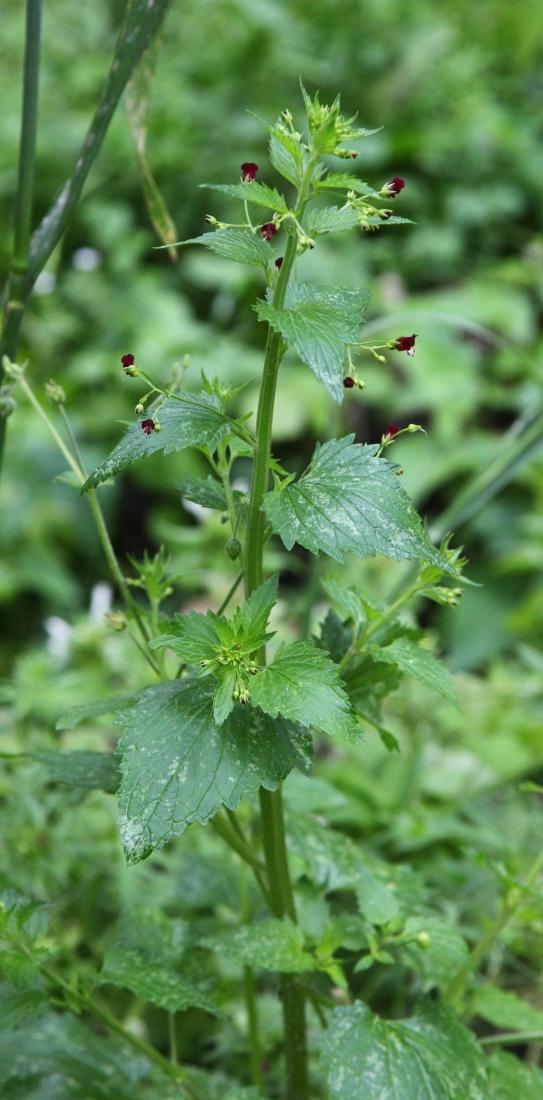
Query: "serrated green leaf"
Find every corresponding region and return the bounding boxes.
[116,680,306,862]
[230,576,277,652]
[315,609,353,663]
[316,172,381,198]
[212,668,238,725]
[322,1000,488,1099]
[399,916,469,990]
[287,817,425,915]
[150,609,223,663]
[354,868,400,925]
[203,918,315,974]
[29,751,120,794]
[305,205,359,236]
[263,436,449,569]
[177,227,272,268]
[152,578,276,665]
[343,654,401,726]
[83,394,233,492]
[370,636,457,705]
[100,943,219,1015]
[322,577,367,626]
[473,985,543,1032]
[0,985,46,1028]
[176,473,227,510]
[255,283,370,401]
[55,694,136,730]
[200,181,289,213]
[269,125,302,186]
[0,1012,148,1099]
[249,641,360,742]
[488,1050,543,1099]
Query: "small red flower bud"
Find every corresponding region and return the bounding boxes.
[386,176,405,196]
[385,423,400,437]
[261,222,278,241]
[275,256,284,269]
[343,376,355,389]
[241,162,258,181]
[394,333,417,357]
[141,418,156,435]
[121,353,135,368]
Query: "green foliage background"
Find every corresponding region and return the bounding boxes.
[1,0,543,1094]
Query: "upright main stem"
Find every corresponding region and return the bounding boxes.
[245,183,312,1097]
[0,0,42,465]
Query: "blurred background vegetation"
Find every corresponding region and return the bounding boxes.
[1,1,543,1081]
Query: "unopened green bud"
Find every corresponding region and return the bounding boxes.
[45,379,66,405]
[104,611,127,632]
[416,930,431,949]
[226,538,242,561]
[135,402,145,414]
[153,420,161,432]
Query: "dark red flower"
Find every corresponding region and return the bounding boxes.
[385,423,400,437]
[261,222,277,241]
[141,418,155,435]
[385,177,405,196]
[394,333,417,357]
[343,376,355,389]
[241,162,258,181]
[275,256,284,269]
[121,353,135,368]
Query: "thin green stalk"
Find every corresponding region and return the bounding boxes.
[211,814,271,908]
[39,963,197,1096]
[480,1030,543,1047]
[217,571,244,614]
[11,370,159,669]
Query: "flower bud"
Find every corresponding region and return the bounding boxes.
[135,402,145,414]
[382,177,405,197]
[45,379,66,405]
[394,334,417,357]
[226,538,242,561]
[261,222,278,241]
[121,353,138,376]
[416,930,431,948]
[241,162,258,181]
[104,610,127,632]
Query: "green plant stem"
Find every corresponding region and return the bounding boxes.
[244,163,315,1099]
[13,372,159,670]
[337,578,422,673]
[168,1011,178,1065]
[480,1030,543,1047]
[239,859,264,1091]
[0,0,42,467]
[211,814,271,905]
[444,847,543,1007]
[39,963,197,1096]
